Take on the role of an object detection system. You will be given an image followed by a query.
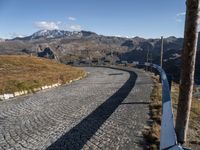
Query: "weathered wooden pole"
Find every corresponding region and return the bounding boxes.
[160,36,164,68]
[175,0,200,143]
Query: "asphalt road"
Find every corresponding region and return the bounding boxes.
[0,67,153,150]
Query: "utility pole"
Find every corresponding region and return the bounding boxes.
[146,45,150,71]
[175,0,200,144]
[160,36,164,68]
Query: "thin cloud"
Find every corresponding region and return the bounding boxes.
[8,32,27,38]
[34,21,59,30]
[66,24,82,31]
[176,18,182,23]
[176,12,186,16]
[57,21,62,25]
[68,16,76,21]
[176,12,186,23]
[33,21,83,31]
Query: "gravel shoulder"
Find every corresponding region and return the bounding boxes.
[0,67,153,150]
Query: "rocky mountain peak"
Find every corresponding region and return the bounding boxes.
[11,30,98,41]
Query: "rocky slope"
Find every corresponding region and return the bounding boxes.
[0,30,128,62]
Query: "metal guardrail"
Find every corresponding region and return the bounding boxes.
[141,63,189,150]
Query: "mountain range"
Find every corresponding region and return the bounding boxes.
[0,29,199,84]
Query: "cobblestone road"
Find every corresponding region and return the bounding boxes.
[0,67,153,150]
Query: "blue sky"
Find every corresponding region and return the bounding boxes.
[0,0,186,39]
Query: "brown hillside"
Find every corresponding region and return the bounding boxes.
[0,55,85,94]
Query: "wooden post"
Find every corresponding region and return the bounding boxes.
[150,53,153,72]
[175,0,200,143]
[160,36,164,68]
[146,45,149,71]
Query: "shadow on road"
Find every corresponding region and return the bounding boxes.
[47,68,138,150]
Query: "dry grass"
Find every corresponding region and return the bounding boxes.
[0,55,85,94]
[144,75,200,150]
[171,83,200,150]
[143,75,162,150]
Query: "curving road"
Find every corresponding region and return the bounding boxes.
[0,67,153,150]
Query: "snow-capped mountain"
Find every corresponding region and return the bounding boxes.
[31,30,71,39]
[13,30,97,40]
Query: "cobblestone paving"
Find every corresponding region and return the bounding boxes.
[0,67,153,150]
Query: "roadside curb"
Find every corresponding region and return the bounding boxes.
[0,72,87,101]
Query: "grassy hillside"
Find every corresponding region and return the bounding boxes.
[0,55,85,94]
